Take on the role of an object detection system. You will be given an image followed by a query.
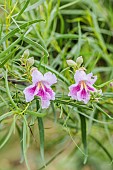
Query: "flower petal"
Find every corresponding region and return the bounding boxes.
[23,85,36,102]
[45,86,55,100]
[68,83,81,99]
[37,88,51,100]
[41,99,50,109]
[87,73,97,85]
[31,69,44,84]
[87,83,96,92]
[44,72,57,86]
[38,89,51,109]
[77,89,90,104]
[74,70,87,83]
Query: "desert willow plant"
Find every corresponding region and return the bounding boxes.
[1,0,113,170]
[0,49,112,169]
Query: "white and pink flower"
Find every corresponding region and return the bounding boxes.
[23,68,57,109]
[68,70,97,104]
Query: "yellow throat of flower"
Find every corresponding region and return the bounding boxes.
[80,81,87,90]
[37,82,44,90]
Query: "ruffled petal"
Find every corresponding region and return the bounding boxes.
[45,86,55,100]
[87,73,97,85]
[74,70,87,83]
[41,99,50,109]
[87,83,96,92]
[37,87,51,100]
[37,89,51,109]
[68,83,81,99]
[44,72,57,86]
[77,89,90,104]
[31,69,44,84]
[23,84,36,102]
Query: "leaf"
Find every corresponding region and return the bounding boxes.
[0,111,13,122]
[59,0,81,10]
[38,117,45,166]
[90,135,113,162]
[23,37,49,58]
[26,110,47,117]
[94,104,113,120]
[22,116,30,170]
[0,115,16,149]
[38,148,65,170]
[25,0,46,12]
[79,114,88,164]
[95,79,113,88]
[0,36,22,59]
[0,19,44,45]
[16,0,30,19]
[4,70,19,109]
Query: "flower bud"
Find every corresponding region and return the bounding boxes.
[23,49,29,59]
[27,57,34,67]
[110,82,113,87]
[76,56,83,66]
[66,60,77,67]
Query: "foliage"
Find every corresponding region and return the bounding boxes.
[0,0,113,170]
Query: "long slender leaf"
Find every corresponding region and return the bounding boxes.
[0,20,44,45]
[79,114,88,164]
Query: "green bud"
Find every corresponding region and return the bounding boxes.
[76,56,83,66]
[27,57,34,67]
[66,60,77,67]
[23,49,29,59]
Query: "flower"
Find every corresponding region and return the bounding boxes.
[23,68,57,109]
[68,70,97,104]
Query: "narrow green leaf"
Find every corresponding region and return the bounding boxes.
[38,117,45,165]
[0,20,45,45]
[59,0,81,10]
[4,70,19,109]
[26,110,47,117]
[0,37,22,59]
[95,79,113,88]
[0,115,16,149]
[23,37,49,58]
[0,46,18,67]
[90,135,113,162]
[94,104,113,120]
[25,0,46,12]
[38,148,65,170]
[16,0,30,19]
[0,111,13,122]
[22,117,30,170]
[79,114,88,164]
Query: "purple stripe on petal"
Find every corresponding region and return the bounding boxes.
[68,83,81,99]
[23,85,36,102]
[87,84,96,92]
[37,87,51,101]
[45,86,55,100]
[77,89,90,104]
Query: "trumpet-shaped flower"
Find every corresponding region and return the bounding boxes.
[23,68,57,109]
[68,70,97,104]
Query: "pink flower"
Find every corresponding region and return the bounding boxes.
[68,70,97,104]
[23,68,57,109]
